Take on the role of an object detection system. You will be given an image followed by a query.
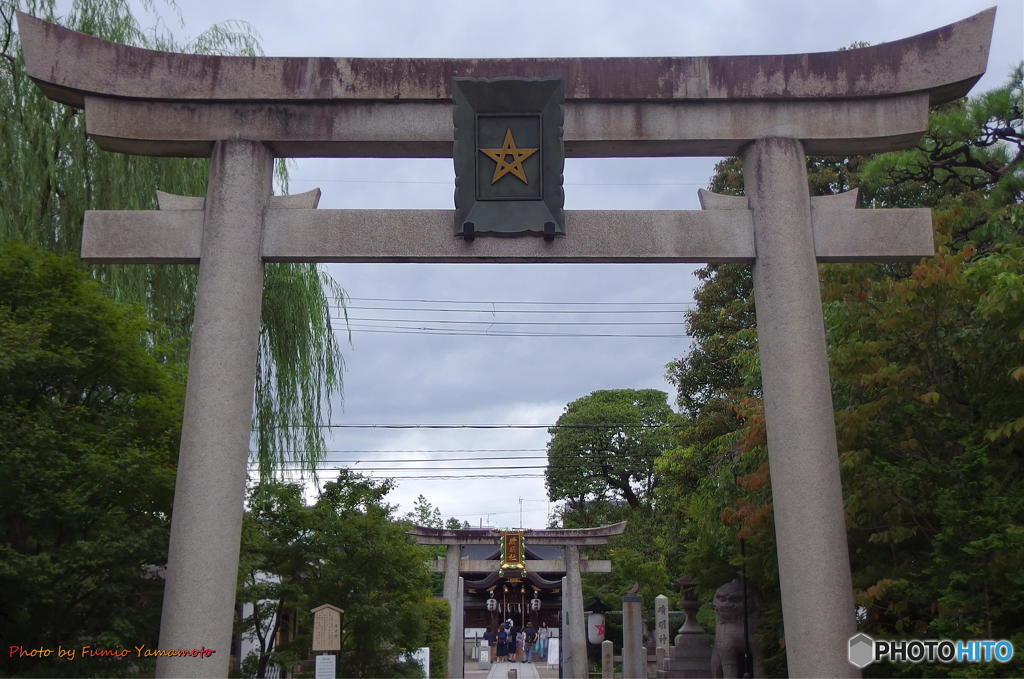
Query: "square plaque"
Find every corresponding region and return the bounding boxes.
[453,77,564,238]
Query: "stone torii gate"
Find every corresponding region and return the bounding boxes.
[18,9,994,678]
[409,522,626,679]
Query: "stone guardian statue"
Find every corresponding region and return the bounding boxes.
[710,580,763,678]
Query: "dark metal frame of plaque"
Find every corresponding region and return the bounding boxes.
[453,77,564,240]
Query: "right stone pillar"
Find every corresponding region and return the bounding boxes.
[443,545,463,679]
[561,545,587,679]
[742,137,858,678]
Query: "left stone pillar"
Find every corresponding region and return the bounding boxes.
[157,140,273,678]
[444,545,464,678]
[562,545,587,679]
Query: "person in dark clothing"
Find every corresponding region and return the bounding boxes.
[484,628,496,662]
[523,624,537,662]
[496,625,509,661]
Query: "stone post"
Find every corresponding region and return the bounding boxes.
[443,545,464,678]
[657,578,711,679]
[622,592,645,679]
[601,640,614,679]
[742,137,857,677]
[562,545,587,678]
[655,594,670,655]
[156,140,272,679]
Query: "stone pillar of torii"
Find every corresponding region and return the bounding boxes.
[18,9,994,678]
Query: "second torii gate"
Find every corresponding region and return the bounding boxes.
[17,8,995,678]
[409,522,627,679]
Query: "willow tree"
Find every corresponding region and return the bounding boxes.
[0,0,343,477]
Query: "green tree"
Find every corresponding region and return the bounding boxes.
[236,472,434,679]
[546,389,679,653]
[826,66,1024,678]
[0,0,344,477]
[401,494,470,595]
[659,66,1024,677]
[546,389,677,512]
[420,597,450,679]
[236,482,309,679]
[405,494,444,528]
[0,241,182,677]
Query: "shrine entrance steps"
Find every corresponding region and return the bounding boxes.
[463,659,557,679]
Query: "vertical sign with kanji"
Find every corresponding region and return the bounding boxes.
[655,594,670,651]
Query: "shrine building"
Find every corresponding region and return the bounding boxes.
[409,523,626,678]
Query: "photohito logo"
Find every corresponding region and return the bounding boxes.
[848,633,1014,668]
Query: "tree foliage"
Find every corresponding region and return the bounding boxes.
[0,241,182,677]
[0,0,345,477]
[545,389,679,660]
[236,472,434,679]
[546,389,677,512]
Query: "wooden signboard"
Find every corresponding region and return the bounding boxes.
[311,604,343,652]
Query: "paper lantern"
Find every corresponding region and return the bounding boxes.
[587,612,606,645]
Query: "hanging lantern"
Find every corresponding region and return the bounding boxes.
[587,612,606,645]
[530,597,541,612]
[487,596,498,612]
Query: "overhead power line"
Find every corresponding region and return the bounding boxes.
[277,422,675,430]
[250,469,548,480]
[261,456,660,466]
[325,296,693,339]
[334,325,685,338]
[266,465,568,471]
[336,305,690,314]
[292,177,708,188]
[295,447,547,453]
[333,296,690,306]
[338,317,681,326]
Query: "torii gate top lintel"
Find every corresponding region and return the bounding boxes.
[18,9,993,106]
[408,521,628,546]
[17,9,995,158]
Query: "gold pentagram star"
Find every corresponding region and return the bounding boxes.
[479,128,538,184]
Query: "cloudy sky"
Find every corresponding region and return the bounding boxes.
[115,0,1022,528]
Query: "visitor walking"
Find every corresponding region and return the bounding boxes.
[515,628,526,662]
[523,624,537,662]
[536,618,552,659]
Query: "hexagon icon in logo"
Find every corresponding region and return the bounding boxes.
[848,633,875,669]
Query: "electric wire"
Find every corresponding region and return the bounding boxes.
[263,465,611,471]
[247,469,549,480]
[324,296,691,338]
[339,317,681,326]
[292,177,708,188]
[335,327,685,338]
[335,305,690,314]
[295,448,547,453]
[284,422,677,429]
[258,458,658,466]
[331,296,690,306]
